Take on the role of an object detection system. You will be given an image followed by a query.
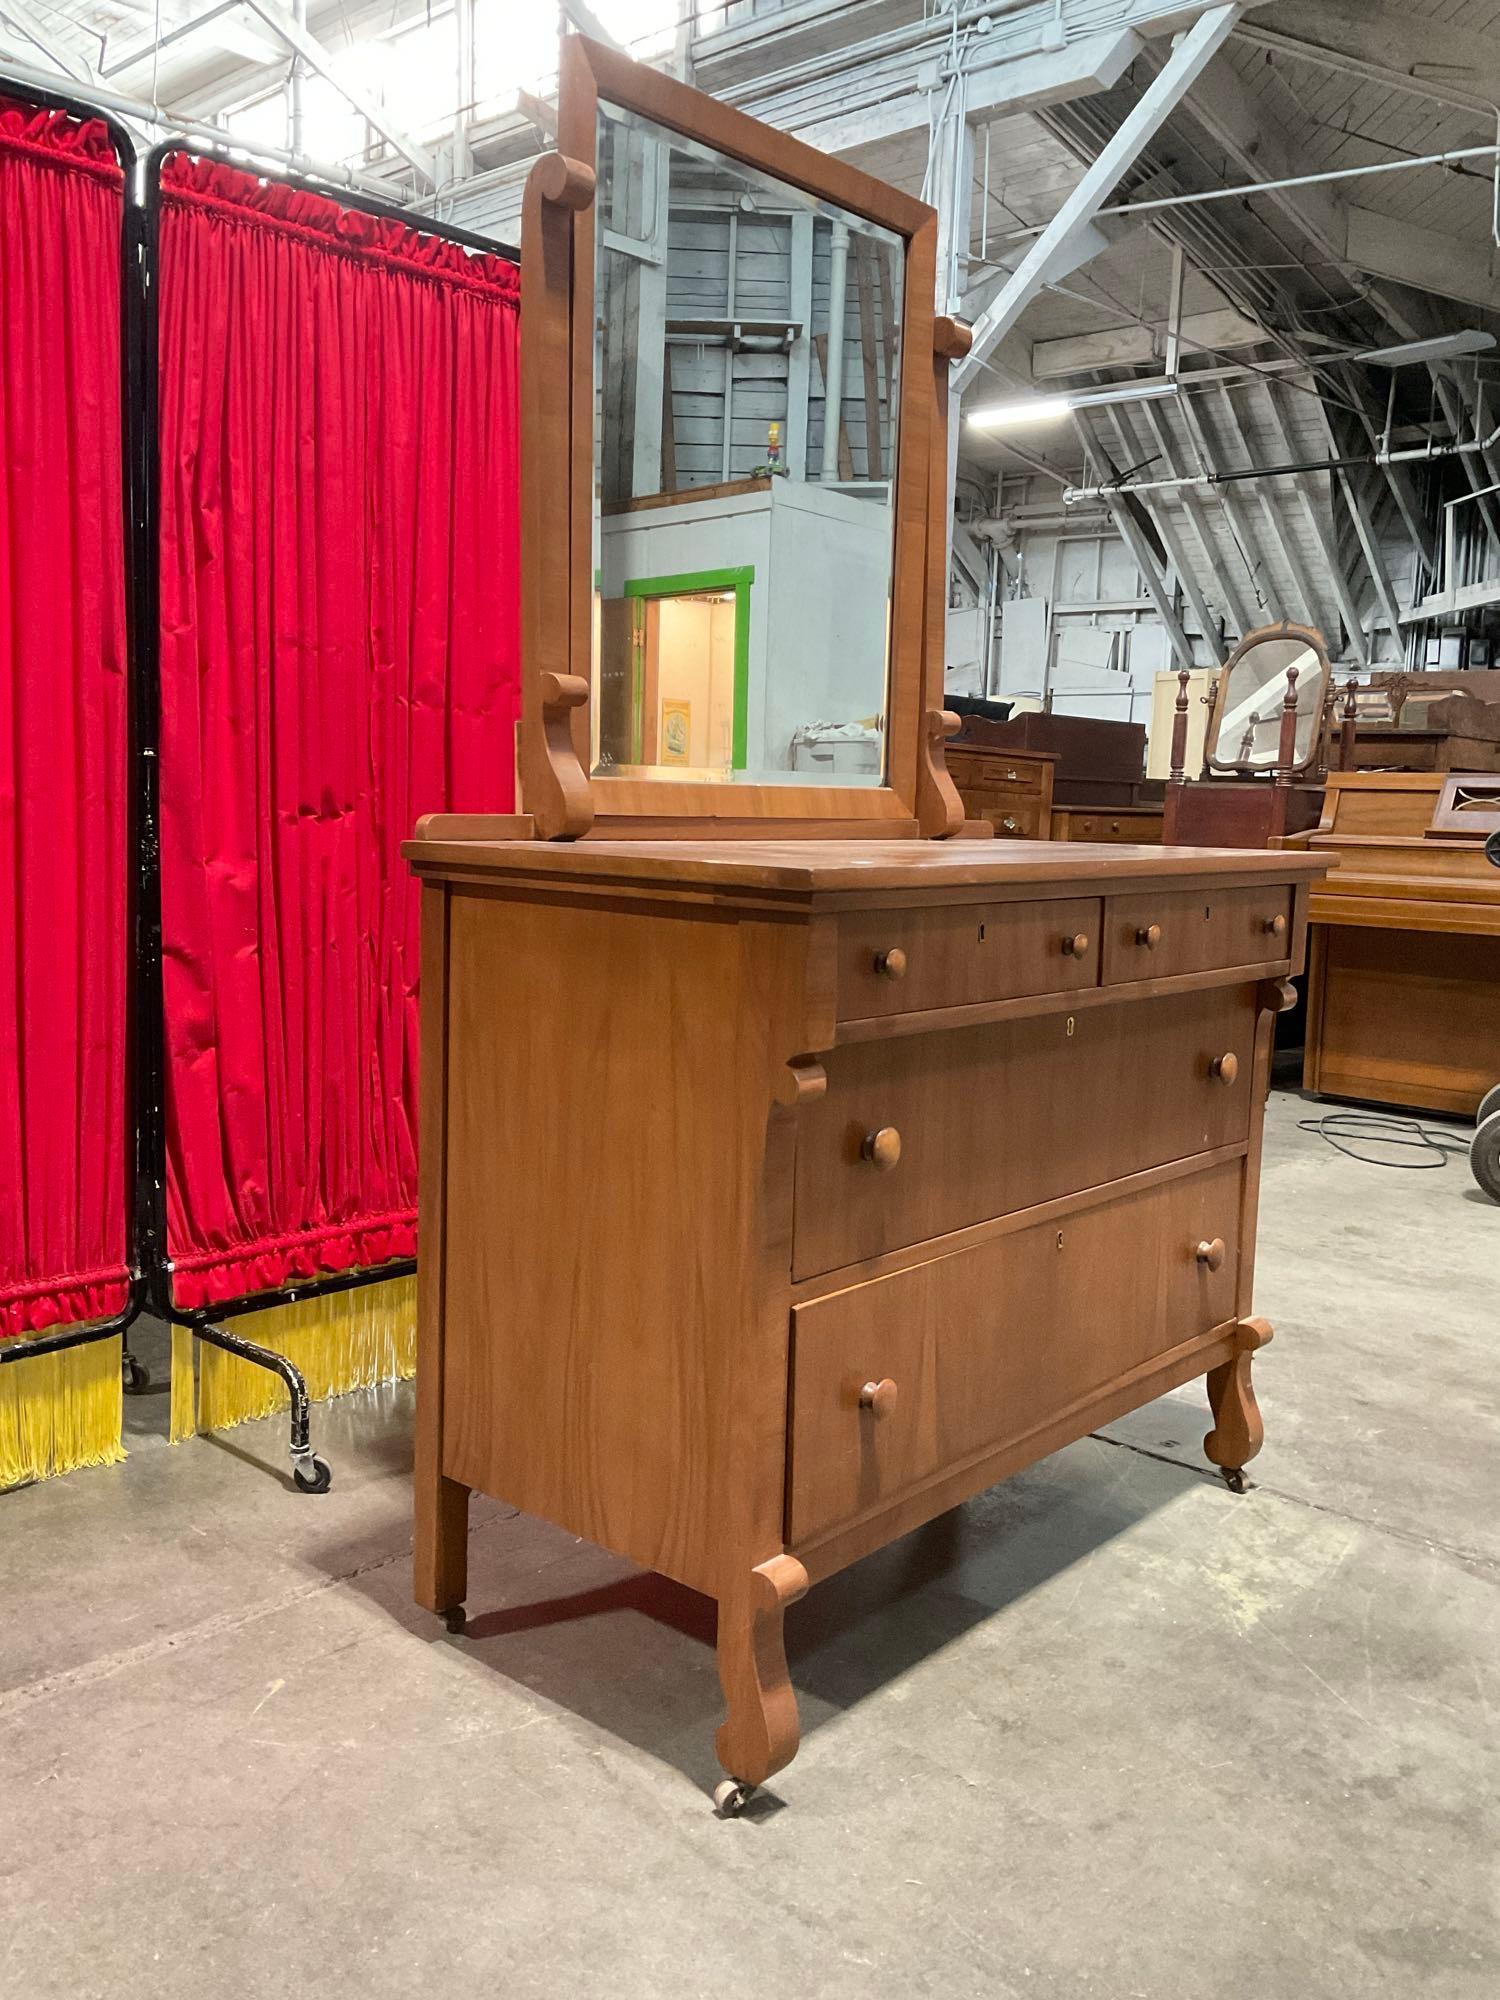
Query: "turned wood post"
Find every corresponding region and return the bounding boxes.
[1169,668,1192,786]
[1339,674,1359,771]
[1274,662,1300,788]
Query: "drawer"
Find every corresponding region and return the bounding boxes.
[793,985,1255,1279]
[788,1160,1243,1544]
[947,752,1048,798]
[837,897,1100,1021]
[1054,810,1164,845]
[988,797,1047,841]
[1102,884,1292,984]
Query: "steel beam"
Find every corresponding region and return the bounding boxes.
[951,4,1243,398]
[244,0,438,186]
[0,0,93,80]
[1100,402,1218,650]
[1073,409,1195,672]
[1258,381,1370,666]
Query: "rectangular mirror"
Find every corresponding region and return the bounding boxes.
[591,98,903,788]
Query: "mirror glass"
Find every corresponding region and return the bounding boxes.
[591,99,903,787]
[1208,635,1329,771]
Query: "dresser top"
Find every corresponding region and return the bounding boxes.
[406,835,1331,901]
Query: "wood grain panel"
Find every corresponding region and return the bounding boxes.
[1102,884,1292,983]
[788,1161,1243,1543]
[1304,922,1500,1115]
[793,985,1257,1278]
[836,896,1101,1020]
[439,889,813,1597]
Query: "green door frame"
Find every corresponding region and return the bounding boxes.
[622,565,754,770]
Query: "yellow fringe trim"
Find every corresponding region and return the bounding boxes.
[171,1276,417,1438]
[0,1335,126,1489]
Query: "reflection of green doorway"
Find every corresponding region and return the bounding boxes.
[622,566,753,771]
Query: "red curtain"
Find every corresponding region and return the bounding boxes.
[156,155,520,1309]
[0,102,131,1339]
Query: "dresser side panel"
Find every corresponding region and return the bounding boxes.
[439,888,811,1595]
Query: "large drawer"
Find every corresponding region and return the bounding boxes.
[1102,884,1291,983]
[793,984,1255,1280]
[788,1160,1243,1545]
[837,897,1100,1022]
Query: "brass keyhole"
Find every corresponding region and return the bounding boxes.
[1066,1015,1075,1038]
[977,922,986,942]
[1056,1231,1065,1251]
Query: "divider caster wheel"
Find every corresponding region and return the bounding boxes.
[1477,1082,1500,1129]
[1221,1466,1247,1495]
[443,1608,467,1636]
[713,1780,753,1818]
[1471,1110,1500,1203]
[292,1454,332,1495]
[122,1353,150,1394]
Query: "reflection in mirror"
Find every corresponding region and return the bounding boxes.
[591,99,904,787]
[1209,636,1330,771]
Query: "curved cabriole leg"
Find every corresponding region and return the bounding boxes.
[1204,1316,1273,1487]
[715,1554,809,1792]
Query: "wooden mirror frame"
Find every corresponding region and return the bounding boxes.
[518,34,967,841]
[1203,619,1334,779]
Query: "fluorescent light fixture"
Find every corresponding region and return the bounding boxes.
[966,395,1072,429]
[967,379,1181,431]
[1350,331,1496,367]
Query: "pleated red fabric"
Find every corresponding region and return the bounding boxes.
[156,154,520,1309]
[0,102,132,1338]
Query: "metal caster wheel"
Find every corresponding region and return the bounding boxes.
[292,1454,332,1494]
[122,1352,151,1394]
[713,1780,753,1818]
[1471,1109,1500,1203]
[1221,1466,1247,1495]
[443,1607,467,1635]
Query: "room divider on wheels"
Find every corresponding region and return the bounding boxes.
[1,79,522,1493]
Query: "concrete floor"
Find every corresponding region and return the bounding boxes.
[2,1090,1497,1999]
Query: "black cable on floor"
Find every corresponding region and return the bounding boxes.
[1297,1110,1471,1169]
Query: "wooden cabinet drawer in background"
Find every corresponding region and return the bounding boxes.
[793,985,1256,1279]
[1102,884,1292,984]
[837,897,1101,1021]
[788,1160,1244,1544]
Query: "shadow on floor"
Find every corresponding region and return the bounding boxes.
[309,1436,1192,1799]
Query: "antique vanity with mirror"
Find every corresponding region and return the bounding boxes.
[1163,619,1347,849]
[403,38,1331,1812]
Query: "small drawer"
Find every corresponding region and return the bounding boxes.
[1102,885,1292,984]
[989,798,1046,841]
[1056,811,1164,846]
[795,984,1257,1278]
[947,752,1047,798]
[788,1160,1243,1544]
[837,898,1100,1022]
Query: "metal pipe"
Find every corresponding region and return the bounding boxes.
[290,0,307,157]
[453,0,474,181]
[1064,421,1500,502]
[820,220,850,483]
[0,50,387,193]
[998,142,1500,243]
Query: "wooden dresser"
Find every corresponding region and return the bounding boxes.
[407,36,1332,1813]
[409,832,1326,1800]
[1051,804,1164,844]
[1304,771,1500,1114]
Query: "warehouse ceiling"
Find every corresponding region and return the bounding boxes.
[8,0,1500,655]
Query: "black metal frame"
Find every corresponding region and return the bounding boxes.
[0,77,148,1392]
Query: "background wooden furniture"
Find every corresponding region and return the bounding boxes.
[953,711,1158,810]
[945,744,1054,838]
[406,33,1331,1814]
[1051,805,1164,844]
[1163,621,1347,849]
[1304,771,1500,1115]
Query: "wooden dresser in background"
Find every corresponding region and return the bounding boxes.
[944,743,1054,838]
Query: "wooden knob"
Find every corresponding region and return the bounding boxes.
[861,1126,902,1171]
[1136,923,1162,949]
[1262,913,1287,938]
[1061,932,1090,958]
[1196,1237,1226,1272]
[1210,1052,1239,1086]
[859,1377,898,1421]
[873,946,907,981]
